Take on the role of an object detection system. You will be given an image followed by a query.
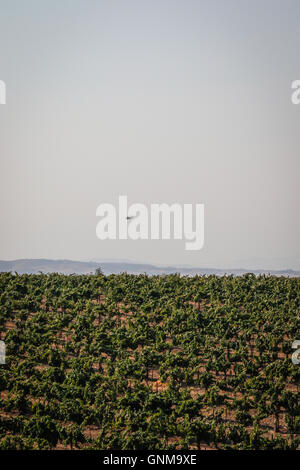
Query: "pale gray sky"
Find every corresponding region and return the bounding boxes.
[0,0,299,269]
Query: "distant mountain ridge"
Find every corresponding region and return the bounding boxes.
[0,259,299,277]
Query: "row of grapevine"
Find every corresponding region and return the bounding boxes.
[0,272,299,449]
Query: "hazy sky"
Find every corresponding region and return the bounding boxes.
[0,0,299,269]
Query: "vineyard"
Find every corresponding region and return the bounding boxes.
[0,272,299,450]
